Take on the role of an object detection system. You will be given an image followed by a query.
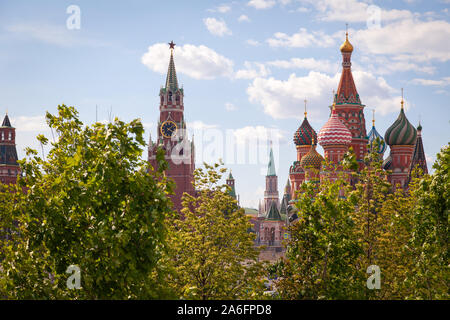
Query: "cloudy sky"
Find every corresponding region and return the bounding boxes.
[0,0,449,208]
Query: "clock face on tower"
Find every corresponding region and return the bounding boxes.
[160,120,177,138]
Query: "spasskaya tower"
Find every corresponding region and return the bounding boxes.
[148,41,195,212]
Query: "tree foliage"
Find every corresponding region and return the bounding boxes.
[0,105,175,299]
[165,162,266,300]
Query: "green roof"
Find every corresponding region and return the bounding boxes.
[266,201,282,221]
[267,147,276,176]
[244,208,259,216]
[165,50,179,92]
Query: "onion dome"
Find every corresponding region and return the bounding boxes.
[367,114,386,154]
[294,117,317,146]
[318,104,352,146]
[382,154,392,170]
[300,139,324,170]
[340,31,353,53]
[384,98,417,146]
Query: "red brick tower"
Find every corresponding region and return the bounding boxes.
[148,41,195,211]
[0,113,20,184]
[334,30,368,167]
[262,146,279,214]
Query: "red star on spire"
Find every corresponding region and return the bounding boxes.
[168,40,176,50]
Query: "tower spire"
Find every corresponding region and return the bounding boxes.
[267,143,276,176]
[165,41,179,92]
[372,109,375,127]
[401,88,404,110]
[304,99,307,118]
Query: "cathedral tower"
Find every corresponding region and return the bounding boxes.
[384,92,417,190]
[407,122,427,185]
[289,100,317,193]
[0,113,20,185]
[148,41,195,211]
[334,29,368,166]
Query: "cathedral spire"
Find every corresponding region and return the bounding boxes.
[165,41,179,92]
[336,27,359,105]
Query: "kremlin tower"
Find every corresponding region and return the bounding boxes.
[262,146,279,214]
[226,171,237,200]
[148,41,195,212]
[384,92,417,189]
[0,113,20,185]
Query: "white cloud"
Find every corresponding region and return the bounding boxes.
[301,0,413,23]
[296,7,310,13]
[141,43,234,80]
[187,120,219,130]
[246,39,260,46]
[247,0,276,10]
[207,4,231,13]
[238,14,251,22]
[235,62,271,79]
[217,5,231,13]
[267,57,338,73]
[360,55,435,75]
[225,103,238,111]
[354,19,450,62]
[203,17,232,37]
[11,115,49,132]
[266,28,336,48]
[411,77,450,86]
[246,70,403,120]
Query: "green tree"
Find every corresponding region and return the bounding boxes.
[277,177,366,300]
[403,144,449,299]
[0,105,175,299]
[166,162,266,300]
[346,144,412,299]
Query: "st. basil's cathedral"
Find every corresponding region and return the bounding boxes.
[0,34,428,261]
[252,32,428,261]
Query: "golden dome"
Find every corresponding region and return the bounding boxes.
[340,32,353,53]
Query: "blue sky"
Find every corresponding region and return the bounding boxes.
[0,0,449,208]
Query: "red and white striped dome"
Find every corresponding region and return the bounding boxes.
[318,108,352,146]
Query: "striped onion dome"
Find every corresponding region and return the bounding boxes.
[294,117,317,146]
[382,154,392,170]
[384,108,417,146]
[300,142,324,170]
[318,107,352,146]
[367,125,387,154]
